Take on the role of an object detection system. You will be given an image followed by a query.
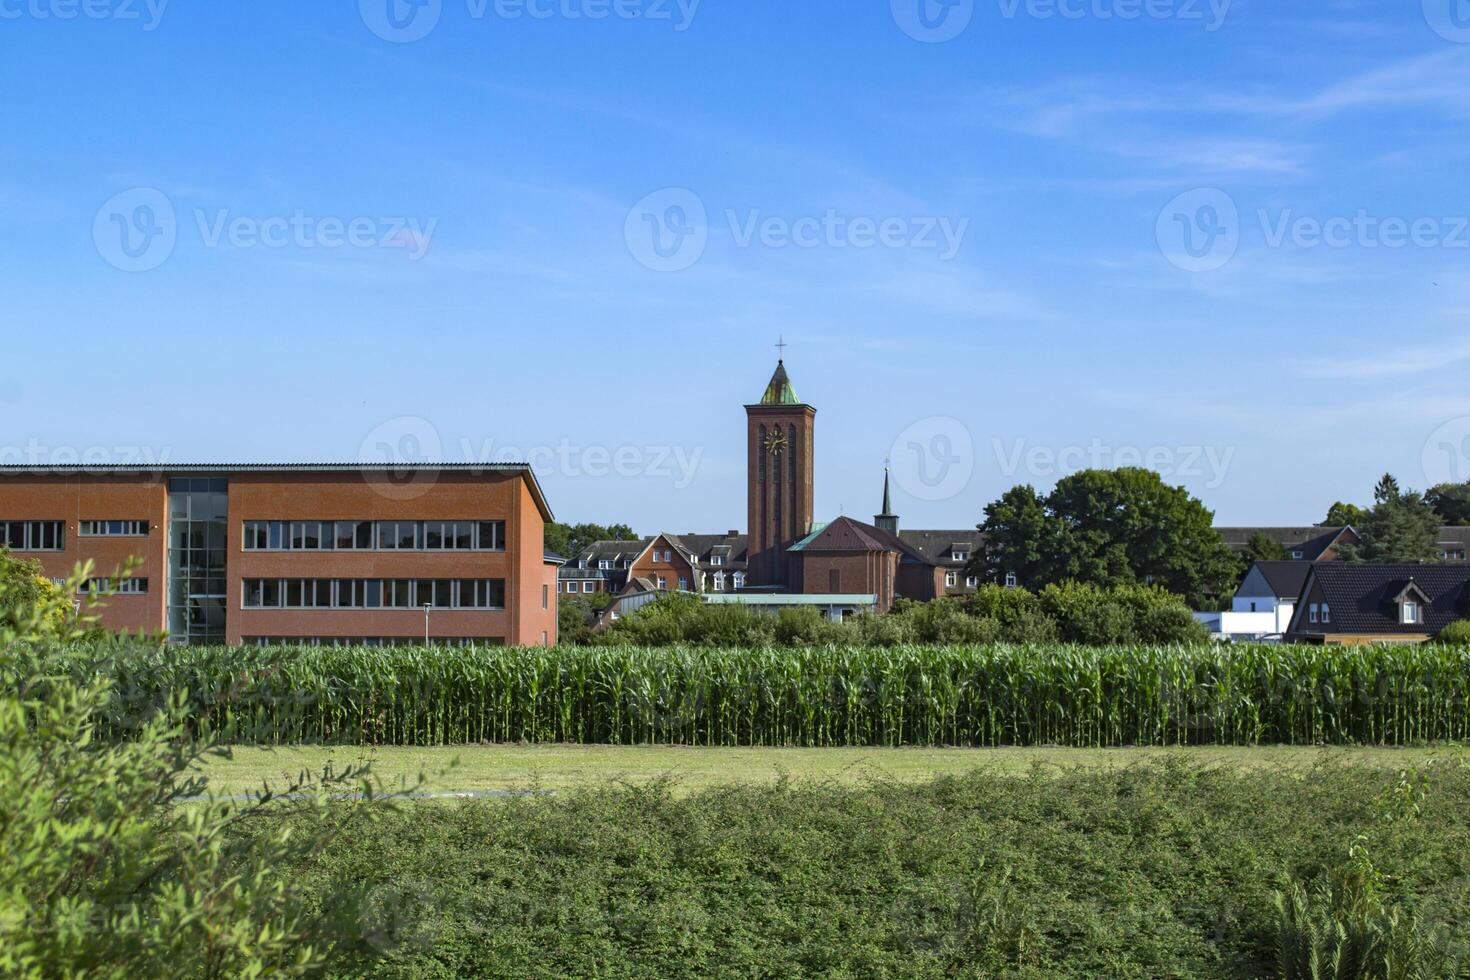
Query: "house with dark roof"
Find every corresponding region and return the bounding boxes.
[1215,526,1360,561]
[1196,560,1311,641]
[1286,563,1470,644]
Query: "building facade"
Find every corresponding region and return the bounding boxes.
[0,464,558,647]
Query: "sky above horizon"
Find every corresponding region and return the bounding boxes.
[3,0,1469,533]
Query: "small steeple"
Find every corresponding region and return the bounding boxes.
[874,465,899,534]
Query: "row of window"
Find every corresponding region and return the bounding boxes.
[80,520,150,537]
[244,636,508,647]
[81,578,150,595]
[242,578,506,610]
[1307,603,1333,625]
[945,572,982,589]
[242,520,505,552]
[1,521,64,551]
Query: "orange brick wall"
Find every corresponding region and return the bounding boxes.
[0,475,167,636]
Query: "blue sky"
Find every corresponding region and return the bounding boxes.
[3,0,1469,532]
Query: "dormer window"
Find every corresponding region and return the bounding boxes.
[577,559,588,569]
[622,559,632,569]
[733,572,745,589]
[1402,600,1421,625]
[1290,551,1303,559]
[598,560,612,570]
[951,550,969,562]
[713,572,725,591]
[711,555,724,566]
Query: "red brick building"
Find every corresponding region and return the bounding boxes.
[0,464,558,647]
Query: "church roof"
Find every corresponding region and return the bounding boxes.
[789,515,934,564]
[759,360,801,405]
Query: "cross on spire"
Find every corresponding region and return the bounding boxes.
[775,335,788,360]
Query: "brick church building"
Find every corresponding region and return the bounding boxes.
[559,358,982,616]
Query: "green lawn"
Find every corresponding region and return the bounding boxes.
[195,742,1467,797]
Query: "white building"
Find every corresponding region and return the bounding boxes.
[1195,560,1310,642]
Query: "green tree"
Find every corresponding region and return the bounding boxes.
[1321,501,1368,527]
[1338,474,1441,563]
[1426,483,1470,526]
[972,469,1239,607]
[0,548,70,635]
[1244,532,1288,563]
[558,598,597,645]
[0,564,402,977]
[544,522,638,560]
[968,485,1062,588]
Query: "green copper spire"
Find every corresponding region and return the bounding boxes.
[760,359,800,405]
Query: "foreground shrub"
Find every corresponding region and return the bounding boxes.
[277,762,1470,978]
[0,562,401,977]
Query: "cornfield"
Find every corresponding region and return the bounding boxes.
[29,642,1470,748]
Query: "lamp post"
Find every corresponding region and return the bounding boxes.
[422,603,433,645]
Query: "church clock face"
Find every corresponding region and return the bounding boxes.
[764,429,788,456]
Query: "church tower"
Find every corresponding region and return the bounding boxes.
[746,355,815,588]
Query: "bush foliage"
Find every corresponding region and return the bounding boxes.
[0,554,402,977]
[278,761,1470,978]
[592,582,1211,647]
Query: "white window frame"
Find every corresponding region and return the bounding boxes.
[945,571,958,588]
[966,576,979,588]
[582,582,594,593]
[1309,604,1319,624]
